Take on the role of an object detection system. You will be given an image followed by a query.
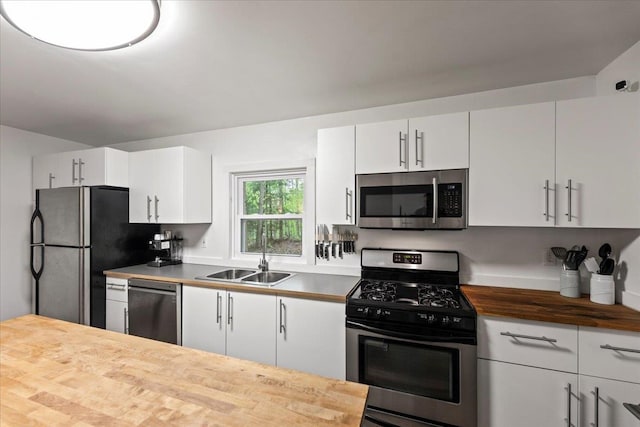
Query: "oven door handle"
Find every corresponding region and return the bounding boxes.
[346,320,474,344]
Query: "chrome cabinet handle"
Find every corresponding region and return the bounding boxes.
[216,292,222,324]
[565,179,572,222]
[415,129,423,166]
[48,173,55,188]
[500,331,558,343]
[72,159,78,183]
[565,383,572,427]
[146,196,152,222]
[398,132,405,167]
[591,387,599,427]
[227,294,233,325]
[78,158,85,183]
[432,177,438,224]
[543,180,550,221]
[124,307,128,334]
[107,283,126,291]
[154,196,159,221]
[345,188,353,221]
[279,299,286,335]
[600,344,640,354]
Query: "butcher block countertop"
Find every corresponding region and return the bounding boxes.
[462,285,640,333]
[104,263,359,303]
[0,315,368,427]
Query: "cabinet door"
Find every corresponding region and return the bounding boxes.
[182,286,226,354]
[105,300,127,334]
[276,297,345,379]
[226,291,276,365]
[556,94,640,228]
[469,102,556,226]
[128,151,156,223]
[316,126,355,225]
[409,112,469,171]
[580,376,640,427]
[33,153,59,191]
[355,119,408,174]
[74,148,106,187]
[478,359,578,427]
[147,147,184,224]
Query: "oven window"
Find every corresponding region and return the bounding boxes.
[359,336,460,403]
[359,185,433,218]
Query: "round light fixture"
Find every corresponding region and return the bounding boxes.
[0,0,160,51]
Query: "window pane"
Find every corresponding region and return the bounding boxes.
[243,178,304,215]
[241,219,302,256]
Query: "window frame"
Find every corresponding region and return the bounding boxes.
[230,163,314,265]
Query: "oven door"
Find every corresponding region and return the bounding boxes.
[346,321,476,427]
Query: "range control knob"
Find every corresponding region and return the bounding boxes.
[427,314,437,325]
[361,307,369,317]
[441,315,451,327]
[369,308,382,319]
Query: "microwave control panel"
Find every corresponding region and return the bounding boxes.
[438,183,463,217]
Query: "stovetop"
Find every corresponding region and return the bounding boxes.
[347,249,476,334]
[355,280,469,310]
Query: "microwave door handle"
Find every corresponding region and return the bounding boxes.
[432,177,438,224]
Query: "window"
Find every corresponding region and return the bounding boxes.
[235,170,305,257]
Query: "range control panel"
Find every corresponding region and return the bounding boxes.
[438,183,463,217]
[393,252,422,264]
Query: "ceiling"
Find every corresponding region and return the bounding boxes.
[1,1,639,147]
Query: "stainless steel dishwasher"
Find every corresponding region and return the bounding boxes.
[127,279,181,345]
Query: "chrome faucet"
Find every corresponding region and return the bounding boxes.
[258,230,269,272]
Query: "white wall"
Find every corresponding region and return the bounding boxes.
[596,40,640,95]
[109,76,640,295]
[595,40,640,309]
[0,125,89,321]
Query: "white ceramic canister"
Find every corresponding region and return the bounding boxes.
[560,270,580,298]
[590,274,615,305]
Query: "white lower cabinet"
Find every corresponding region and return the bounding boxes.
[276,296,345,379]
[182,286,346,378]
[579,375,640,427]
[478,316,640,427]
[105,277,128,334]
[478,359,578,427]
[226,291,277,366]
[182,286,276,365]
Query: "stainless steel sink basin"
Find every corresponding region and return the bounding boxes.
[202,269,256,280]
[240,271,292,286]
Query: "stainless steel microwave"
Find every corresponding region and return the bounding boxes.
[356,169,468,230]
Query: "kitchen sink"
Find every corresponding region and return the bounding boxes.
[200,269,256,280]
[240,271,292,286]
[195,269,293,287]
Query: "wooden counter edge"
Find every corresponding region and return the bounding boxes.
[104,271,348,303]
[462,284,640,333]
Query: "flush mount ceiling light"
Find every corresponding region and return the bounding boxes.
[0,0,160,51]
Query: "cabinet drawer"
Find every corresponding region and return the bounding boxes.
[579,327,640,383]
[106,278,128,303]
[478,316,578,372]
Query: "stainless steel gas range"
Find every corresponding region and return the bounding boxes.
[346,248,476,427]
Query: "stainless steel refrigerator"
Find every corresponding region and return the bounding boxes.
[30,186,159,328]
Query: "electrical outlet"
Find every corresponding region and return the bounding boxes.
[543,248,557,266]
[201,238,207,248]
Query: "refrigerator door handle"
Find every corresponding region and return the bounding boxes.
[30,208,44,280]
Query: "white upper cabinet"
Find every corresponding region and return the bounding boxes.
[469,102,556,226]
[355,119,408,174]
[556,93,640,228]
[316,126,355,225]
[355,114,469,175]
[128,146,211,224]
[408,112,469,170]
[33,147,128,193]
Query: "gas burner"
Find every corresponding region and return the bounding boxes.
[418,285,454,299]
[364,292,395,302]
[361,281,397,294]
[418,296,461,309]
